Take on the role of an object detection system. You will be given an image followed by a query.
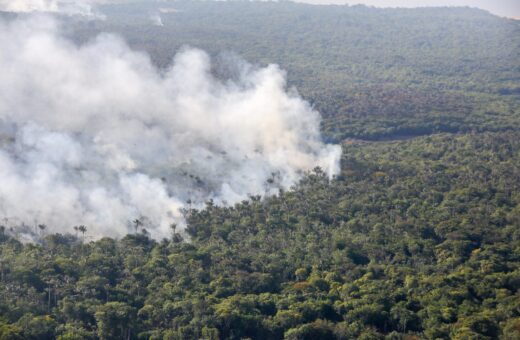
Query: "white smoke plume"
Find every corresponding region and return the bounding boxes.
[0,15,341,240]
[0,0,62,12]
[0,0,113,18]
[150,13,163,26]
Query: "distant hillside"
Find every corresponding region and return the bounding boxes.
[57,0,520,140]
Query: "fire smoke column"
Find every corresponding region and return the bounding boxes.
[0,14,341,240]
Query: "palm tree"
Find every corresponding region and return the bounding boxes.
[38,224,46,238]
[170,223,183,243]
[78,225,87,241]
[133,219,142,234]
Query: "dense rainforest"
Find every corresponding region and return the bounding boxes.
[1,1,520,339]
[67,0,520,141]
[1,132,519,339]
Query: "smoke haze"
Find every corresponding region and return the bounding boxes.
[0,15,341,240]
[0,0,105,17]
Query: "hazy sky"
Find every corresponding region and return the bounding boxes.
[297,0,520,18]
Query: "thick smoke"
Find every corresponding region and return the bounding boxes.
[0,15,341,239]
[0,0,62,12]
[0,0,123,18]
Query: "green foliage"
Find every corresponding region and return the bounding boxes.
[0,132,519,338]
[94,302,135,340]
[1,2,519,339]
[68,1,520,141]
[0,318,23,340]
[15,314,56,340]
[285,319,335,340]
